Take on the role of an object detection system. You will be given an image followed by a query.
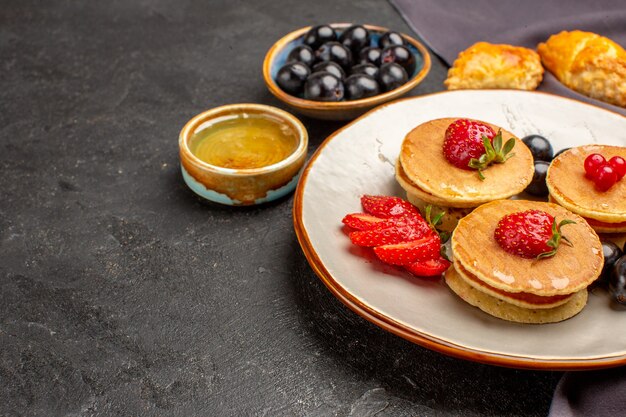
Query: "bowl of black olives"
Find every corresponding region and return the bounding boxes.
[263,23,431,120]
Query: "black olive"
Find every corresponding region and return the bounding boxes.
[378,63,408,92]
[600,241,623,283]
[339,25,370,55]
[312,61,345,80]
[276,62,310,95]
[304,72,344,101]
[315,42,352,70]
[378,31,406,48]
[286,45,316,68]
[344,74,380,100]
[522,134,554,162]
[609,255,626,305]
[303,25,337,50]
[524,160,550,197]
[380,45,416,75]
[358,47,382,66]
[350,63,379,79]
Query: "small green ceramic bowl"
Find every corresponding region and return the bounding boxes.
[263,23,431,121]
[179,104,308,206]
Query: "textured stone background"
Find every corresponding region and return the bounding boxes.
[0,1,561,416]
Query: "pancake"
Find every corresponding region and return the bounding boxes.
[583,217,626,234]
[396,160,474,232]
[395,160,477,208]
[546,145,626,225]
[548,193,626,233]
[453,261,573,309]
[405,192,473,233]
[445,265,588,324]
[399,118,534,204]
[451,199,603,297]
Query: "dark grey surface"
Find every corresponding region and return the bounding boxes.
[0,1,561,416]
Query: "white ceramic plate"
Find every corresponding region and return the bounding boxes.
[293,90,626,370]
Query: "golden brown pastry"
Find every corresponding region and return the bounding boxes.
[537,30,626,107]
[445,42,544,90]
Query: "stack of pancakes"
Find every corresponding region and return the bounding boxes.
[396,118,534,232]
[547,145,626,234]
[447,199,603,324]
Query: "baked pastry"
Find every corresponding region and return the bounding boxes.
[447,200,603,323]
[537,30,626,107]
[445,42,544,90]
[546,145,626,233]
[396,117,534,231]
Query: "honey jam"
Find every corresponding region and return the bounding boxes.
[189,113,299,169]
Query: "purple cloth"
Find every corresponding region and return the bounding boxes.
[390,1,626,415]
[549,367,626,417]
[391,0,626,116]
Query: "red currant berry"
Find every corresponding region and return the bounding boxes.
[584,153,606,178]
[595,165,618,191]
[609,156,626,180]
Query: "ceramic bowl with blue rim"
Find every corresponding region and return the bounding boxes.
[179,104,308,206]
[263,23,431,121]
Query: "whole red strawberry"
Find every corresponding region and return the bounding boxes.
[494,210,575,259]
[443,119,496,170]
[443,119,516,179]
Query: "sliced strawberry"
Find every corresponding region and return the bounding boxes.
[373,234,440,265]
[342,213,387,230]
[349,221,431,247]
[360,195,420,219]
[405,256,451,277]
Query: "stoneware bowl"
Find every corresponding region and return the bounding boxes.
[179,103,308,206]
[263,23,431,121]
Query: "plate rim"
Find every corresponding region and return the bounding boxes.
[293,89,626,370]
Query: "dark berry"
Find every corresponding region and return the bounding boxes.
[358,47,382,66]
[525,160,550,197]
[351,63,379,79]
[378,63,408,92]
[600,241,623,282]
[344,74,380,100]
[312,61,345,80]
[378,31,406,48]
[381,45,416,75]
[339,25,370,54]
[609,255,626,305]
[286,45,316,68]
[521,134,554,162]
[315,42,352,70]
[303,25,337,50]
[553,147,571,159]
[276,62,310,95]
[304,72,344,101]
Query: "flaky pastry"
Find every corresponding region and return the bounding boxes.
[445,42,543,90]
[537,30,626,107]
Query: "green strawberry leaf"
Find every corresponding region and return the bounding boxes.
[536,218,576,260]
[467,130,516,180]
